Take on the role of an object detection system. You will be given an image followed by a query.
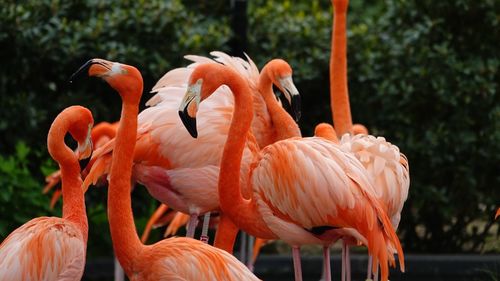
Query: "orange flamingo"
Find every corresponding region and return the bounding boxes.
[179,63,404,281]
[0,106,93,280]
[495,208,500,220]
[71,58,260,280]
[43,121,118,208]
[325,1,410,281]
[249,123,368,270]
[83,52,301,242]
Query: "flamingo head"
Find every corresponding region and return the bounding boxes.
[70,58,143,104]
[263,59,301,122]
[64,107,94,161]
[178,63,233,138]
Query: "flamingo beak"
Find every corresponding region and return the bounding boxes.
[178,79,202,138]
[69,58,117,82]
[278,76,301,122]
[77,125,93,170]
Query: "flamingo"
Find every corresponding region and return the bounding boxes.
[178,63,405,281]
[71,58,260,280]
[83,52,301,243]
[248,122,368,270]
[495,208,500,220]
[324,1,410,281]
[43,121,118,208]
[0,105,93,280]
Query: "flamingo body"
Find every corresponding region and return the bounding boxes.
[252,137,387,246]
[1,106,92,281]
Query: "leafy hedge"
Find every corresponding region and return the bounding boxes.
[0,0,498,254]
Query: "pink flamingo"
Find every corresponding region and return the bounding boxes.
[0,106,93,280]
[71,58,260,280]
[178,62,405,281]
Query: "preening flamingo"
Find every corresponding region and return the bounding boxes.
[43,121,118,208]
[326,1,410,281]
[71,58,260,280]
[0,105,93,280]
[83,52,301,243]
[178,63,405,281]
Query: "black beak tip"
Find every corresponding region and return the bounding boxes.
[178,110,198,138]
[69,59,94,83]
[291,95,302,122]
[78,152,92,172]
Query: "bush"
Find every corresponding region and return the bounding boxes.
[347,0,500,252]
[0,142,54,236]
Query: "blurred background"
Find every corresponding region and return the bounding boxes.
[0,0,498,280]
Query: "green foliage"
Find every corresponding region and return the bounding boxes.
[0,142,54,238]
[347,0,500,253]
[0,0,231,154]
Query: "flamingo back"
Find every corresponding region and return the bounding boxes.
[139,237,260,281]
[0,217,85,281]
[340,134,410,228]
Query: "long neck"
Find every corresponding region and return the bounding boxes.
[108,100,143,273]
[61,162,88,243]
[330,1,353,136]
[219,73,277,239]
[259,72,301,141]
[48,113,88,243]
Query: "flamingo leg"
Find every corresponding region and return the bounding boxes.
[246,235,255,271]
[323,245,332,281]
[200,212,211,243]
[292,246,303,281]
[345,243,351,281]
[341,242,346,281]
[366,255,373,281]
[140,203,169,243]
[49,189,62,209]
[186,214,198,238]
[373,263,379,281]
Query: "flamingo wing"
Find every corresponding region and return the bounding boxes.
[251,137,375,230]
[0,217,85,281]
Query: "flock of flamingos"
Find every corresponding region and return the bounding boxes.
[5,0,496,280]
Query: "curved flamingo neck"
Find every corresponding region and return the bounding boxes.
[330,1,353,136]
[108,95,143,274]
[218,70,277,239]
[258,69,301,141]
[47,110,88,242]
